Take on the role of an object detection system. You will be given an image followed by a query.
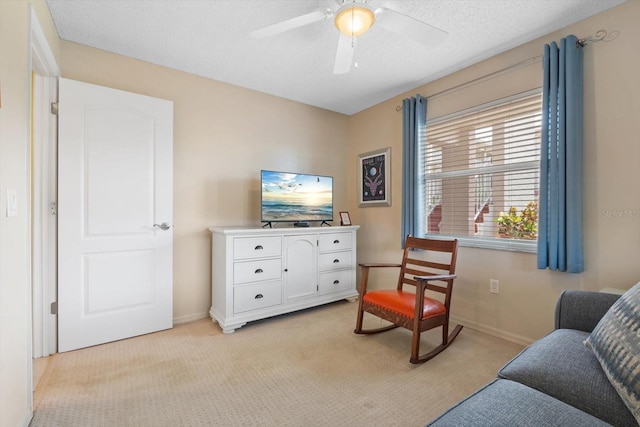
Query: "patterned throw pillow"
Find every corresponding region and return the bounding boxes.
[585,282,640,424]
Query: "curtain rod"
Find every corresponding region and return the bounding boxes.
[396,28,611,112]
[395,55,542,111]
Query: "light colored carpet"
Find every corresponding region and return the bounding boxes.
[31,301,524,427]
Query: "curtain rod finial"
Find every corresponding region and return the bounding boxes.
[577,29,609,47]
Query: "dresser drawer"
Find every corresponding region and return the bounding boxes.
[318,270,353,295]
[318,232,352,252]
[234,281,282,314]
[234,258,282,284]
[233,236,282,260]
[318,251,352,271]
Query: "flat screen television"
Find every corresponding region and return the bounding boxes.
[261,170,333,227]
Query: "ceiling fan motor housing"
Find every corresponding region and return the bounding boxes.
[334,2,375,37]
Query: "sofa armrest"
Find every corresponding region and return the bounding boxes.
[554,290,620,332]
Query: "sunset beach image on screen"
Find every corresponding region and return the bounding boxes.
[261,170,333,222]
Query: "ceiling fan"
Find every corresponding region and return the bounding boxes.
[250,0,448,75]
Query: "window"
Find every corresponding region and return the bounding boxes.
[421,90,542,251]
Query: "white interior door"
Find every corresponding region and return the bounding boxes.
[58,78,173,352]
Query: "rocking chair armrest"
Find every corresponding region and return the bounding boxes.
[414,274,457,282]
[358,263,402,269]
[357,263,403,296]
[414,274,457,301]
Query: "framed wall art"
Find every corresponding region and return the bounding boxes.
[358,147,390,207]
[339,211,351,226]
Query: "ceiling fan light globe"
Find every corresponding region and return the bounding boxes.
[334,6,375,37]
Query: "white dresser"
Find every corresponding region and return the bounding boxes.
[209,225,359,333]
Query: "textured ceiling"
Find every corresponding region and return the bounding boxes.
[46,0,626,115]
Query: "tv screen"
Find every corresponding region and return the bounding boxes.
[261,170,333,225]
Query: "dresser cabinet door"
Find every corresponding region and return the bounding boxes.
[283,234,317,301]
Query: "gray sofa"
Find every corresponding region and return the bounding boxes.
[427,290,637,426]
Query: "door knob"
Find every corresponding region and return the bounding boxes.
[153,222,171,231]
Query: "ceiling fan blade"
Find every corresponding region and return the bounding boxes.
[375,7,448,47]
[251,9,331,39]
[333,33,355,75]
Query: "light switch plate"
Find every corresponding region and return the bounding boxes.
[6,189,17,217]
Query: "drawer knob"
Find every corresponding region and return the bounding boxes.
[254,245,264,250]
[333,259,340,263]
[255,294,264,299]
[255,268,263,274]
[333,240,340,244]
[333,280,340,285]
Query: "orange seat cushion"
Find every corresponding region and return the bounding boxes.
[363,290,446,319]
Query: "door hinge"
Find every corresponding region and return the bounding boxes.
[50,301,58,315]
[50,201,57,215]
[50,102,58,115]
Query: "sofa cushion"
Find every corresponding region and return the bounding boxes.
[585,282,640,425]
[499,328,635,426]
[426,379,611,427]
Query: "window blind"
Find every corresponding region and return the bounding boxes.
[422,90,542,243]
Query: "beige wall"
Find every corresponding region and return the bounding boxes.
[0,1,60,426]
[349,1,640,344]
[60,43,350,323]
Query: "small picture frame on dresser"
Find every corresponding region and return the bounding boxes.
[339,211,351,226]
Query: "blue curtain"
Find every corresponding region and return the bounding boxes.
[537,35,584,273]
[401,94,427,248]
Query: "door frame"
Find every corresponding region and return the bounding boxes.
[30,5,60,360]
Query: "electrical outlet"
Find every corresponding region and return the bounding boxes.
[490,279,500,294]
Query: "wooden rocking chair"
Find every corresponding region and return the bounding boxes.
[354,235,462,364]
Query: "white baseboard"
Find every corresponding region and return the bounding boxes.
[20,410,33,427]
[172,312,210,325]
[172,313,533,344]
[450,315,534,347]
